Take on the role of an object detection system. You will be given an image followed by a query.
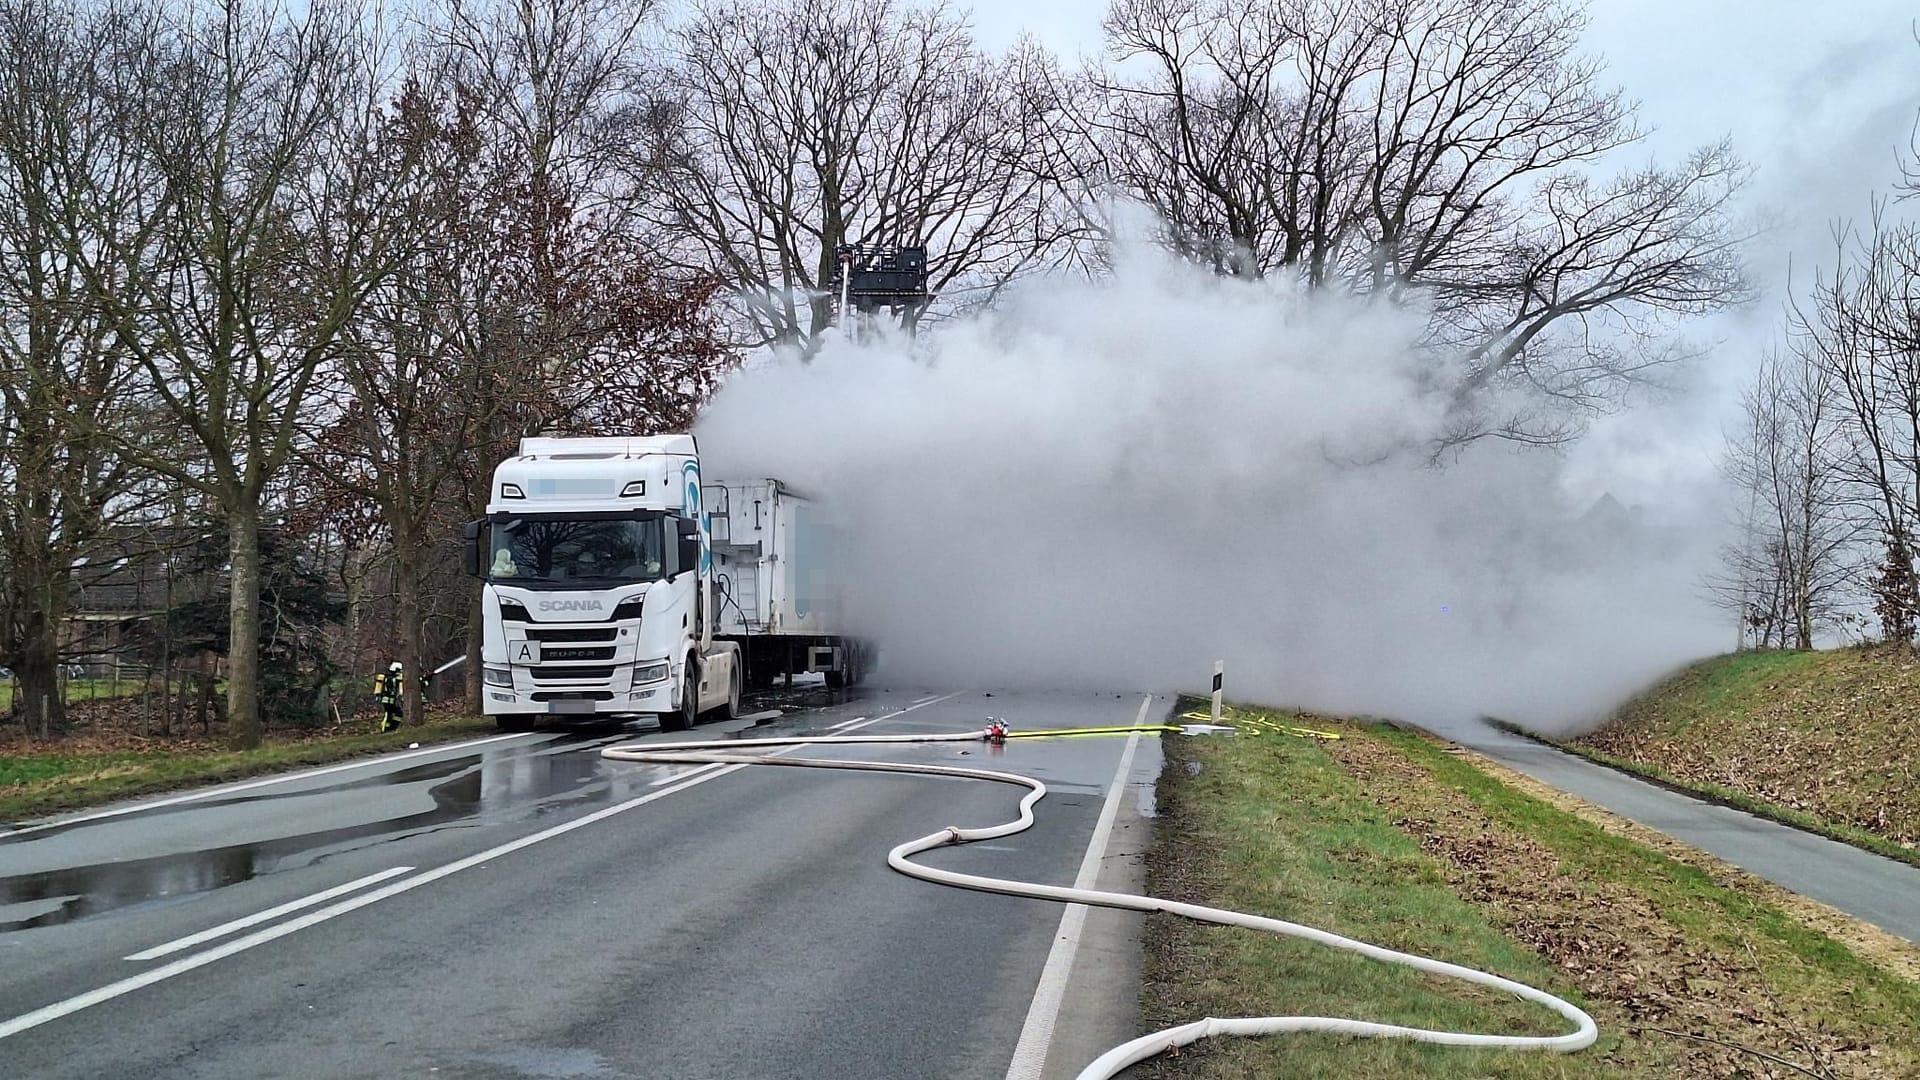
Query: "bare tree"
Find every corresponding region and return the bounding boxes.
[1712,347,1857,649]
[378,4,737,711]
[647,0,1086,347]
[1088,0,1752,442]
[1792,212,1920,643]
[73,0,393,747]
[0,0,163,733]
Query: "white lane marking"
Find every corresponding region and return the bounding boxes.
[648,762,726,787]
[0,695,963,1042]
[1004,695,1152,1080]
[827,716,869,730]
[125,867,416,961]
[912,695,939,705]
[6,732,538,837]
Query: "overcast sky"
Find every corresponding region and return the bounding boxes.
[963,0,1920,510]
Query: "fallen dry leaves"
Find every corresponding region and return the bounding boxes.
[1329,732,1914,1080]
[1581,648,1919,850]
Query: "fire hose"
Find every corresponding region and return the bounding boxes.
[600,723,1598,1078]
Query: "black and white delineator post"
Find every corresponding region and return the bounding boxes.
[1211,660,1224,724]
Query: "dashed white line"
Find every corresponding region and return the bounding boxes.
[0,694,963,1042]
[827,716,870,730]
[647,762,727,787]
[125,867,416,961]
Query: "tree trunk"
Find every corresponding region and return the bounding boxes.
[395,527,425,727]
[340,541,369,714]
[13,615,62,738]
[225,503,263,748]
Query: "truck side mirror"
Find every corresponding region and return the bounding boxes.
[462,520,484,577]
[676,516,700,579]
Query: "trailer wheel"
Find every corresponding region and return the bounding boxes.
[826,642,862,690]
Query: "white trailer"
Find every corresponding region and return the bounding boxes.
[463,435,742,731]
[706,479,870,689]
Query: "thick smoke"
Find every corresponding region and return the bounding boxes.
[698,253,1727,735]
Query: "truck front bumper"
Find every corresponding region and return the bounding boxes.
[484,680,674,715]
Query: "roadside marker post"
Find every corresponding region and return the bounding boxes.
[1211,661,1224,724]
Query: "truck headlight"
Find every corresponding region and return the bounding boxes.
[484,666,513,687]
[631,662,669,688]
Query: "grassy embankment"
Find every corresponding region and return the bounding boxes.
[1140,705,1919,1079]
[0,711,495,826]
[1530,647,1919,868]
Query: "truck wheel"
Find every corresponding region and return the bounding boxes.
[723,663,742,721]
[825,668,846,690]
[660,662,697,732]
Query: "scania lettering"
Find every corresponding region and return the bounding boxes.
[463,435,743,732]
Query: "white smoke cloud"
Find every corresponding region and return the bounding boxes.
[697,252,1730,736]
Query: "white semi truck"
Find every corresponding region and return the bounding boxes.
[463,434,741,732]
[463,436,864,732]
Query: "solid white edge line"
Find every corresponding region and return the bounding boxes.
[6,732,538,837]
[1004,695,1152,1080]
[0,691,964,1043]
[125,866,417,961]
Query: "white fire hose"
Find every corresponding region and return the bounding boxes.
[601,725,1598,1078]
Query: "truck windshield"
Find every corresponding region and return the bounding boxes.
[488,514,667,586]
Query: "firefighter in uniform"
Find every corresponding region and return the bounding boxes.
[375,661,404,732]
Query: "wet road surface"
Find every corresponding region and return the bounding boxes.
[0,688,1164,1080]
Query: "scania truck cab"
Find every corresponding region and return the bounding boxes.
[464,435,742,732]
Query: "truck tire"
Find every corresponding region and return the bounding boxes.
[723,663,742,721]
[659,661,697,732]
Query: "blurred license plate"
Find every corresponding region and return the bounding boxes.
[546,701,596,715]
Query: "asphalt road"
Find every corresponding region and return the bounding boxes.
[0,688,1164,1080]
[1453,722,1920,943]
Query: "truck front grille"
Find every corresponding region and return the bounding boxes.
[530,666,616,682]
[527,627,618,643]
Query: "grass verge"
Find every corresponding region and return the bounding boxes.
[1492,718,1920,870]
[0,714,497,827]
[1141,705,1919,1079]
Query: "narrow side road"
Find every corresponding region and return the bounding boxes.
[1454,721,1920,943]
